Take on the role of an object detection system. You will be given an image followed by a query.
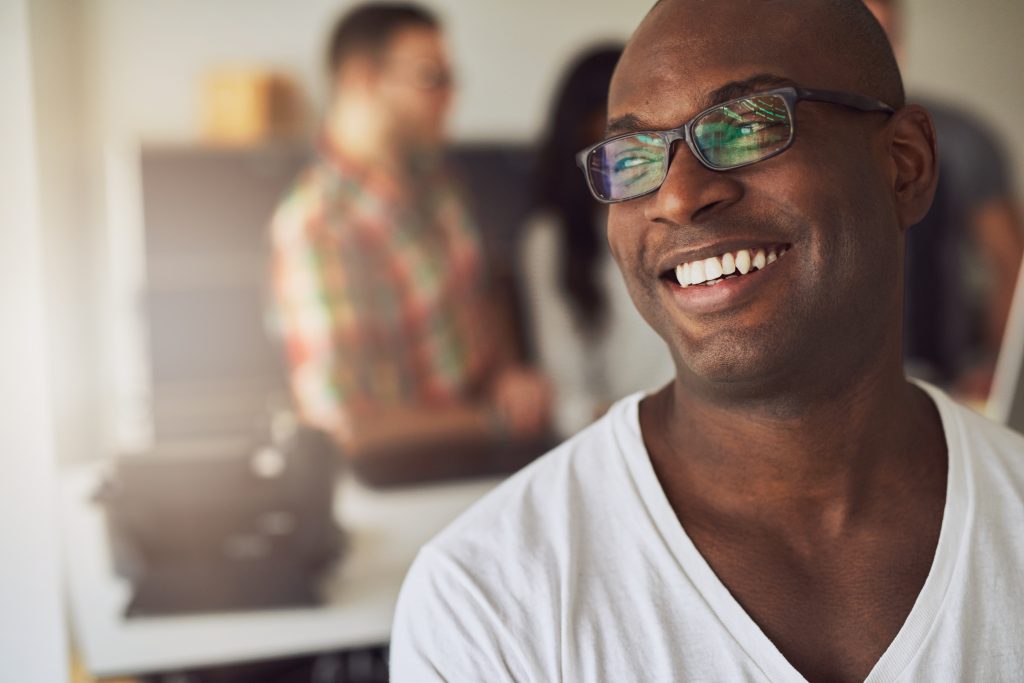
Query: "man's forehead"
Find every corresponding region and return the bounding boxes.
[631,0,818,50]
[607,72,797,135]
[608,54,809,133]
[610,0,847,125]
[386,26,446,59]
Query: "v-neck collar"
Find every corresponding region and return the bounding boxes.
[614,381,971,683]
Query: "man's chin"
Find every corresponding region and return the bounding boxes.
[674,330,802,396]
[684,358,779,391]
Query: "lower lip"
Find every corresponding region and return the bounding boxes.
[662,254,790,315]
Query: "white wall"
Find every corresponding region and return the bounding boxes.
[85,0,648,145]
[0,0,70,679]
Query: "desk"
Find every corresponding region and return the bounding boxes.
[59,464,501,678]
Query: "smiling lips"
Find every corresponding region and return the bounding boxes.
[673,245,790,287]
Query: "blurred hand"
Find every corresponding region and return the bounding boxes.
[489,366,552,438]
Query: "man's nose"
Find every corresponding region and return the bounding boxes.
[644,143,744,225]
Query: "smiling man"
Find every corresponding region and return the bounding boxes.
[390,1,1024,680]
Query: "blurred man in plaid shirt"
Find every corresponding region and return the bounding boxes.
[271,3,552,483]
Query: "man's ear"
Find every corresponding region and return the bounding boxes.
[887,104,939,230]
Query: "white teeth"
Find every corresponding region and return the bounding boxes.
[735,249,751,275]
[721,252,736,275]
[676,262,690,287]
[672,245,788,287]
[703,256,723,280]
[689,260,706,285]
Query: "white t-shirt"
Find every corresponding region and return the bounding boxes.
[390,383,1024,682]
[519,213,674,437]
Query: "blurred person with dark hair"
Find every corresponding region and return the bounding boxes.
[521,45,673,437]
[270,3,551,484]
[864,0,1024,398]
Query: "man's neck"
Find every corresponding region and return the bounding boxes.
[640,359,946,536]
[325,101,401,172]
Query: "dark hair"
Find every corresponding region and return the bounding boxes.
[536,45,623,333]
[326,3,439,75]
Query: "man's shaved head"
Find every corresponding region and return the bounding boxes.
[604,0,937,405]
[632,0,904,108]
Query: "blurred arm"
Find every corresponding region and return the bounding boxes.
[270,192,357,443]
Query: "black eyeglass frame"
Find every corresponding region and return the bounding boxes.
[575,86,896,204]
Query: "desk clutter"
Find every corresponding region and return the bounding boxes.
[94,423,344,616]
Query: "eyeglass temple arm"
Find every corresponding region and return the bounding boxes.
[796,87,896,114]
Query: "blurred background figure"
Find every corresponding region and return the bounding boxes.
[520,45,674,438]
[270,3,552,484]
[863,0,1024,400]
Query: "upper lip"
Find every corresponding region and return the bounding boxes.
[656,238,793,276]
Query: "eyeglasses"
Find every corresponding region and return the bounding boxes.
[576,86,895,204]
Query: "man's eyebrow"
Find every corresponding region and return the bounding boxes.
[702,73,797,110]
[605,113,660,137]
[605,73,797,137]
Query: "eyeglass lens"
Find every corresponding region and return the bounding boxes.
[587,93,794,201]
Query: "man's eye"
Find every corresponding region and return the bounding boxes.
[614,157,654,172]
[611,146,662,173]
[715,119,786,143]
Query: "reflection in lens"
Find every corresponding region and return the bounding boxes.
[589,133,668,200]
[694,95,791,169]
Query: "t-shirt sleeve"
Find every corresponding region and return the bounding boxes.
[390,546,536,683]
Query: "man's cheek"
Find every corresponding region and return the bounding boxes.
[606,234,634,280]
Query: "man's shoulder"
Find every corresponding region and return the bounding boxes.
[960,405,1024,482]
[423,394,644,572]
[932,386,1023,448]
[392,395,646,679]
[270,159,364,244]
[927,385,1024,493]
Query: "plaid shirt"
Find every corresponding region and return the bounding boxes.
[270,143,492,442]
